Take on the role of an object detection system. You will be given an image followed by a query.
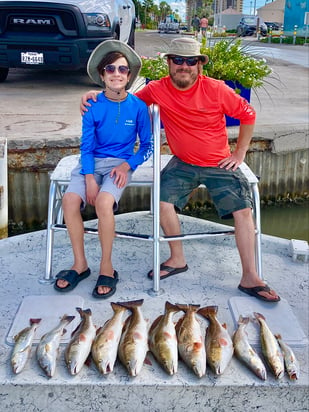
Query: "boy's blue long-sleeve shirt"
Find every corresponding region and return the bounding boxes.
[80,92,153,174]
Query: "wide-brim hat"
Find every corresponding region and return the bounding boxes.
[87,40,141,89]
[162,37,209,64]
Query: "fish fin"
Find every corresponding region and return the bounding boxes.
[222,323,227,329]
[274,333,282,340]
[84,353,92,368]
[149,315,163,334]
[62,328,67,336]
[144,356,152,366]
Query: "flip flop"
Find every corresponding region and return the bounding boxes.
[54,268,91,293]
[238,284,280,302]
[147,264,188,280]
[92,271,119,299]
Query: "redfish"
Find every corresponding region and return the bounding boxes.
[36,314,75,378]
[65,307,96,375]
[275,333,299,380]
[233,315,267,380]
[254,312,284,379]
[11,318,41,374]
[175,304,206,378]
[117,299,148,377]
[198,305,233,375]
[92,302,128,374]
[148,301,179,375]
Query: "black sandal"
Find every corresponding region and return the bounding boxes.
[92,271,119,299]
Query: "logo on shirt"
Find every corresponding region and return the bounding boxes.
[125,119,135,126]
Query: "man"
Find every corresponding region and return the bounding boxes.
[81,37,280,302]
[191,15,200,37]
[200,15,208,37]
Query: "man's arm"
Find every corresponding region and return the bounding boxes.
[218,123,255,171]
[80,90,100,114]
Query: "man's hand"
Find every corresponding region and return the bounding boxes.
[110,162,131,188]
[80,90,100,115]
[218,150,246,171]
[85,175,99,205]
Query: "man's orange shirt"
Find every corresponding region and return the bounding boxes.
[135,75,256,167]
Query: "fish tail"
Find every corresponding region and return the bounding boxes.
[197,305,218,319]
[111,302,126,311]
[175,303,200,312]
[76,307,92,316]
[253,312,265,321]
[63,315,75,323]
[238,315,250,325]
[30,318,42,325]
[117,299,144,309]
[166,301,181,312]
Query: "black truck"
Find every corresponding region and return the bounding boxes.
[0,0,136,82]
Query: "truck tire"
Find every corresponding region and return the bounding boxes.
[0,67,8,82]
[128,20,135,49]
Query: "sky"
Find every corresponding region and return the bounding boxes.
[159,0,267,21]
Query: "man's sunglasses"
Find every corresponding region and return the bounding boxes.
[169,56,199,66]
[104,65,130,74]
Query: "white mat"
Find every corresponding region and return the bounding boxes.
[229,297,308,347]
[6,295,84,346]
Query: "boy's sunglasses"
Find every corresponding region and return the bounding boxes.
[169,56,199,66]
[104,65,130,74]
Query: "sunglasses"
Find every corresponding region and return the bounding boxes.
[104,64,130,74]
[169,56,199,66]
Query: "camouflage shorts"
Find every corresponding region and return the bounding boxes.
[160,156,253,219]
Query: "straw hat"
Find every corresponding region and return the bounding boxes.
[87,40,141,89]
[162,37,208,64]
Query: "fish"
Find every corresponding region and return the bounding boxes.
[254,312,284,379]
[64,307,96,375]
[91,302,128,375]
[11,318,41,374]
[148,301,180,375]
[275,334,300,380]
[198,305,233,375]
[175,304,206,378]
[232,315,267,380]
[117,299,148,377]
[36,314,75,378]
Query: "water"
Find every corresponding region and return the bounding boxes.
[183,201,309,242]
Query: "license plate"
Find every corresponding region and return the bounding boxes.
[21,52,44,65]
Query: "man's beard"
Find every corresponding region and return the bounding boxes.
[170,69,198,89]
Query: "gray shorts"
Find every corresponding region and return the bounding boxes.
[66,157,133,211]
[160,156,253,219]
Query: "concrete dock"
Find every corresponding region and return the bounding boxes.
[0,212,308,411]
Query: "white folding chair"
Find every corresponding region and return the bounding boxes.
[42,105,263,295]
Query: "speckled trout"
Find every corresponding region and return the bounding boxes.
[275,334,299,380]
[11,318,41,374]
[148,301,180,375]
[175,304,206,378]
[91,302,128,374]
[198,305,233,375]
[233,315,267,380]
[36,314,75,378]
[65,307,96,375]
[118,299,148,377]
[254,312,284,379]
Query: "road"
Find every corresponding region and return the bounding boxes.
[0,31,308,142]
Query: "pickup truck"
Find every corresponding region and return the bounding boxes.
[158,17,180,34]
[0,0,136,82]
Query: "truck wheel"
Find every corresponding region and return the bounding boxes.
[0,67,9,82]
[128,21,135,49]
